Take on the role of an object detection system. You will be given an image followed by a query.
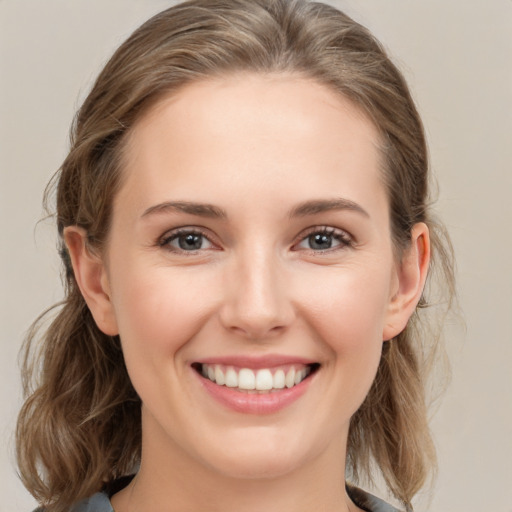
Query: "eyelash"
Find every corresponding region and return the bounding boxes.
[292,226,354,253]
[157,226,354,254]
[158,227,215,253]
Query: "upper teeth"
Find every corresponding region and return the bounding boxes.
[201,364,311,391]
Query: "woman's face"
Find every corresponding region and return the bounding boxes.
[75,74,423,480]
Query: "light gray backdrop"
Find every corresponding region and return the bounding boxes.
[1,1,511,511]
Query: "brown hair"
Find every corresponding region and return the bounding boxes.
[16,1,455,511]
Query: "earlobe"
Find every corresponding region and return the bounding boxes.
[64,227,119,336]
[383,223,430,341]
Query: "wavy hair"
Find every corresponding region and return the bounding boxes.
[16,1,455,511]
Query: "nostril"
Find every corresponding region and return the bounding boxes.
[218,277,295,339]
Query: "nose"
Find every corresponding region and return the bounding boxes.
[219,249,295,340]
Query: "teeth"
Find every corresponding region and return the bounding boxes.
[285,367,295,388]
[294,368,305,385]
[215,365,225,386]
[200,364,313,392]
[238,368,256,390]
[255,369,273,390]
[225,367,238,388]
[273,369,285,389]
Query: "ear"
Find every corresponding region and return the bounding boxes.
[383,223,430,341]
[64,226,119,336]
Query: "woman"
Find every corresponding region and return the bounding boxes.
[16,1,454,511]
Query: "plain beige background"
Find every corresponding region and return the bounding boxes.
[1,1,511,511]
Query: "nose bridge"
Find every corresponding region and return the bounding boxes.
[220,242,293,338]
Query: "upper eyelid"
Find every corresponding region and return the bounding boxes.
[295,225,353,242]
[156,225,353,249]
[158,226,216,246]
[292,226,355,253]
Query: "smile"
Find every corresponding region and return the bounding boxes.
[195,363,318,393]
[192,360,320,414]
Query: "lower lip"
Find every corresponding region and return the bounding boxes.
[195,370,314,414]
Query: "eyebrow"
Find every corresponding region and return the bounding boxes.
[141,201,227,219]
[140,197,369,221]
[289,198,369,218]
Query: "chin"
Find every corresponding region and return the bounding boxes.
[194,427,317,481]
[207,450,304,481]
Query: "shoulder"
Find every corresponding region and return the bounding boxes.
[34,485,406,512]
[347,484,411,512]
[32,492,113,512]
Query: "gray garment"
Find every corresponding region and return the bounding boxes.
[347,485,410,512]
[61,485,407,512]
[69,493,113,512]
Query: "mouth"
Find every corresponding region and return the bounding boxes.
[192,362,320,394]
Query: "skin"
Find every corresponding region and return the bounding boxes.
[65,73,429,512]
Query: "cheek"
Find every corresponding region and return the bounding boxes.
[110,264,217,366]
[298,262,392,343]
[295,264,391,395]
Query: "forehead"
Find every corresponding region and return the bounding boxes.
[117,73,386,218]
[130,72,381,151]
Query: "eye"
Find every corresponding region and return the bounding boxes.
[160,229,214,252]
[294,227,352,252]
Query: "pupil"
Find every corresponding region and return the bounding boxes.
[179,234,202,250]
[310,233,332,250]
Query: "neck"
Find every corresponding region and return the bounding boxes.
[112,412,359,512]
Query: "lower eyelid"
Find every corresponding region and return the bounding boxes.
[158,229,213,250]
[157,227,353,253]
[294,228,353,249]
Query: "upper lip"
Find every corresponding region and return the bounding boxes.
[193,354,318,369]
